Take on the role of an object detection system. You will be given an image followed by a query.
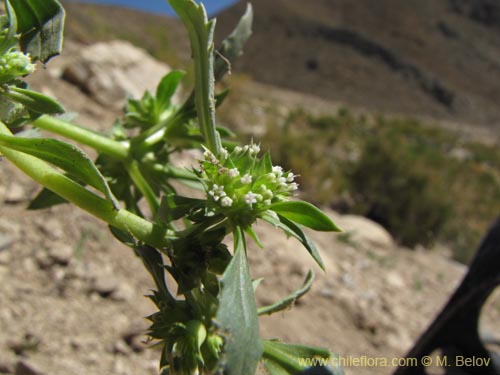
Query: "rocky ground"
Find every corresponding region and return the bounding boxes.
[0,40,499,375]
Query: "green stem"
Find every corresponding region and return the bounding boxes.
[34,115,129,160]
[0,122,172,249]
[126,160,160,215]
[168,1,221,154]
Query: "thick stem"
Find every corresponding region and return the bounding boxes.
[0,122,172,249]
[34,115,129,160]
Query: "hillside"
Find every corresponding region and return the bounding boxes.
[62,1,189,67]
[62,1,500,129]
[216,0,500,129]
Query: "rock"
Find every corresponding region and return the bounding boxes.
[385,271,406,289]
[15,360,45,375]
[48,244,74,265]
[91,274,119,297]
[0,351,15,374]
[334,214,395,251]
[113,358,129,375]
[110,282,135,302]
[4,183,26,204]
[0,249,12,265]
[36,218,64,240]
[0,234,13,252]
[113,340,131,355]
[62,41,172,109]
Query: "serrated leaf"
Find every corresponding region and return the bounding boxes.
[215,228,262,375]
[258,270,314,316]
[0,134,118,208]
[214,3,253,81]
[261,211,325,269]
[263,340,343,375]
[270,201,340,232]
[9,0,65,63]
[6,87,65,114]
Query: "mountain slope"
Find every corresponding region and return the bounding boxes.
[216,0,500,128]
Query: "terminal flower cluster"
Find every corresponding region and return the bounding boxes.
[0,49,35,84]
[200,142,299,225]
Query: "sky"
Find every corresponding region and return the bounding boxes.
[75,0,239,16]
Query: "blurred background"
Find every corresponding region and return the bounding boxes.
[1,1,499,374]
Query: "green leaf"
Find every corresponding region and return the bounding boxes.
[245,226,264,248]
[263,340,343,375]
[28,186,67,209]
[261,211,325,269]
[258,270,314,316]
[157,194,205,222]
[215,228,262,375]
[214,3,253,81]
[168,0,221,154]
[155,70,185,112]
[6,87,65,114]
[9,0,65,63]
[270,201,340,232]
[0,134,119,208]
[134,244,175,304]
[0,0,18,54]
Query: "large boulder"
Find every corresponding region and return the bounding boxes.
[328,210,395,251]
[62,40,171,108]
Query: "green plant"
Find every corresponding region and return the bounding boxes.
[0,1,342,374]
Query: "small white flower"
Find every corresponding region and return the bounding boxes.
[204,149,214,160]
[244,192,258,206]
[228,168,240,178]
[266,173,277,182]
[272,166,283,176]
[209,184,226,201]
[220,148,229,160]
[249,143,260,155]
[260,185,274,199]
[240,174,252,184]
[263,199,272,206]
[220,196,233,207]
[288,182,299,191]
[286,172,295,182]
[234,146,243,153]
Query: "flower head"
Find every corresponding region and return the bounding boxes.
[199,142,299,226]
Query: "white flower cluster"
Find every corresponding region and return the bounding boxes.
[201,143,299,213]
